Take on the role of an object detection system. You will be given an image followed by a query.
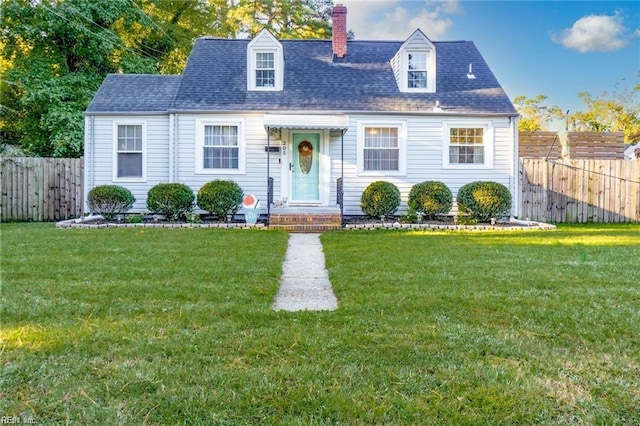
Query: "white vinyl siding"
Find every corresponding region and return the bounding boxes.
[85,115,169,212]
[335,115,512,216]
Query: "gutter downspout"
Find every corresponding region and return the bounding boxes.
[85,115,95,216]
[341,128,344,225]
[511,115,519,218]
[267,127,271,219]
[169,113,175,182]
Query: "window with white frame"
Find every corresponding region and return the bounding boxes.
[196,120,245,174]
[357,122,406,175]
[247,30,283,91]
[443,123,493,168]
[449,127,484,164]
[115,123,144,180]
[364,127,399,171]
[407,52,427,89]
[255,52,275,88]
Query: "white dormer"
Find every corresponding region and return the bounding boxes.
[247,29,284,91]
[391,29,436,93]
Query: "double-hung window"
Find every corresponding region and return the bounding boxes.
[114,123,145,180]
[255,52,275,88]
[357,121,406,175]
[443,123,493,168]
[196,119,245,174]
[449,128,484,164]
[204,125,238,169]
[364,127,399,171]
[407,53,427,89]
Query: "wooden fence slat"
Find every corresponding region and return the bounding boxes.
[0,157,84,222]
[518,158,639,223]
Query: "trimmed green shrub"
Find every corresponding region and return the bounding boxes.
[146,183,194,221]
[197,180,243,220]
[408,181,452,219]
[87,185,135,221]
[360,181,401,219]
[456,181,512,222]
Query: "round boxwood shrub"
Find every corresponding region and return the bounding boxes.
[87,185,135,221]
[197,180,243,220]
[360,181,401,219]
[146,182,195,221]
[408,181,452,219]
[456,181,512,222]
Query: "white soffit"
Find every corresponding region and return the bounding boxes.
[263,114,349,130]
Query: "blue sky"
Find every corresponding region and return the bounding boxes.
[340,0,639,125]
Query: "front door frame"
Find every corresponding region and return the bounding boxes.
[280,129,330,206]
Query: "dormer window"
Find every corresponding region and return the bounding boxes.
[391,29,436,93]
[247,29,283,91]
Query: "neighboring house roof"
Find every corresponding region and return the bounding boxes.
[86,74,181,113]
[86,37,517,116]
[624,143,640,160]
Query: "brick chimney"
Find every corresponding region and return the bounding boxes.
[332,4,347,58]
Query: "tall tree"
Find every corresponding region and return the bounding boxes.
[1,0,334,157]
[570,75,640,143]
[513,95,564,132]
[228,0,332,39]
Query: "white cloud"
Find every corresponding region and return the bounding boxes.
[552,14,629,53]
[339,0,461,40]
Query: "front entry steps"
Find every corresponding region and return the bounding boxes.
[269,207,342,232]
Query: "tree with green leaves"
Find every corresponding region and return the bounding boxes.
[1,0,332,158]
[228,0,332,39]
[513,94,564,132]
[570,75,640,143]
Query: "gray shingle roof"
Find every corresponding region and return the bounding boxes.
[86,74,181,113]
[87,38,517,115]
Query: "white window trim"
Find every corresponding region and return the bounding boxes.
[356,120,407,177]
[112,121,146,182]
[403,49,436,93]
[195,118,246,175]
[247,47,283,91]
[442,121,494,169]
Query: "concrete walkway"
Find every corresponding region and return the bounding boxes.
[272,233,338,311]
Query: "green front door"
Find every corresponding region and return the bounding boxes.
[291,133,320,202]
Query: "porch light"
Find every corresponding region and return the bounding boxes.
[269,127,282,140]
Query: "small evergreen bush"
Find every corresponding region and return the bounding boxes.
[456,181,512,222]
[146,183,194,221]
[87,185,135,221]
[360,181,401,219]
[408,181,452,219]
[197,180,243,220]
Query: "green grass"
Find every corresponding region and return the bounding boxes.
[1,223,639,424]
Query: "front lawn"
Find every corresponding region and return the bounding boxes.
[2,224,638,424]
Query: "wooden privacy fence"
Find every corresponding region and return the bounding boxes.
[519,158,640,223]
[519,131,625,159]
[0,157,84,222]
